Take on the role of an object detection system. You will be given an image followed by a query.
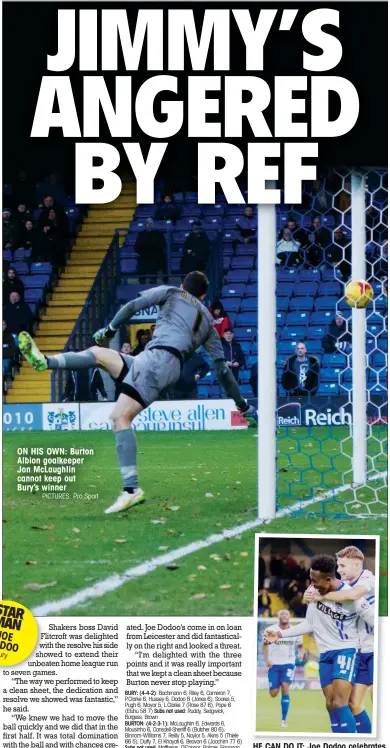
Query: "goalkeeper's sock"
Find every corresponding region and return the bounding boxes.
[115,429,138,490]
[329,709,339,732]
[354,710,371,733]
[46,350,97,370]
[281,694,290,721]
[334,705,356,733]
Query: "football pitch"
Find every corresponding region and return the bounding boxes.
[2,427,387,617]
[255,687,373,733]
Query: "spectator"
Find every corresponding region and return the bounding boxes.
[2,319,17,384]
[155,194,181,224]
[2,209,19,247]
[289,591,307,618]
[62,366,108,402]
[258,587,272,617]
[269,552,285,595]
[17,219,37,253]
[3,291,33,335]
[180,221,211,276]
[171,351,210,399]
[322,316,351,354]
[120,342,133,356]
[3,267,25,301]
[283,579,300,604]
[133,329,149,356]
[12,169,35,209]
[279,218,308,249]
[312,179,332,213]
[335,179,351,214]
[305,215,332,266]
[276,228,302,267]
[282,341,320,396]
[14,204,31,226]
[37,195,67,231]
[38,209,67,266]
[208,300,232,338]
[236,205,257,244]
[221,329,246,381]
[134,217,167,282]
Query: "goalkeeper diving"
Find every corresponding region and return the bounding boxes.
[18,271,257,514]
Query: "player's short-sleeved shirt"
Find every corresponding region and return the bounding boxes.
[351,569,375,653]
[265,624,302,665]
[306,583,360,654]
[133,286,225,362]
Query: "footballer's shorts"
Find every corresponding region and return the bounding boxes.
[355,652,374,686]
[319,648,359,688]
[268,664,295,690]
[117,347,182,408]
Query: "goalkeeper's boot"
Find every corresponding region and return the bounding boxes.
[104,488,145,515]
[18,331,47,372]
[240,402,258,427]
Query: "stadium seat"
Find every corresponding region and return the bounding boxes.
[181,203,201,216]
[197,385,210,399]
[134,204,155,217]
[372,351,387,368]
[278,341,298,355]
[31,262,52,274]
[304,340,323,354]
[278,282,294,297]
[286,311,310,326]
[221,283,246,297]
[322,267,341,281]
[201,204,225,217]
[235,244,257,255]
[247,355,258,367]
[249,270,257,282]
[10,261,29,275]
[311,311,334,325]
[222,298,241,313]
[25,288,44,303]
[231,257,255,269]
[276,297,290,311]
[226,270,251,283]
[317,382,340,395]
[224,217,240,229]
[239,369,251,383]
[299,268,322,281]
[240,341,252,355]
[322,353,347,367]
[321,368,341,382]
[276,312,286,327]
[240,298,257,311]
[318,281,342,296]
[237,312,257,326]
[309,325,328,339]
[239,384,254,397]
[234,327,256,341]
[245,284,258,297]
[314,297,339,311]
[293,282,319,297]
[277,268,300,282]
[280,326,307,340]
[3,249,12,262]
[289,297,314,311]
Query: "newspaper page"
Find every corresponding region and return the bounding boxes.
[1,3,388,748]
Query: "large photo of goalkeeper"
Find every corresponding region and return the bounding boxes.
[255,535,378,736]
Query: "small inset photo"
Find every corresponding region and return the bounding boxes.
[254,534,378,736]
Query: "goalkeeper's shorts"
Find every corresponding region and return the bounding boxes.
[117,348,182,408]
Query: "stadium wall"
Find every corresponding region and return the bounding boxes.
[3,396,387,431]
[2,399,249,432]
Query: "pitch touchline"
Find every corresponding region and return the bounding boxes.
[31,474,388,616]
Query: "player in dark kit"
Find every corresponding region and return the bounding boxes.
[19,271,257,514]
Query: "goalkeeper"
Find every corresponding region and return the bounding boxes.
[18,271,257,515]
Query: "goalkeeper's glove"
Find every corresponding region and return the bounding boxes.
[93,325,116,346]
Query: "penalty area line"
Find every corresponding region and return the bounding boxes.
[31,473,388,617]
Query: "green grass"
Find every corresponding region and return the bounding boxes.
[2,427,387,616]
[255,687,373,733]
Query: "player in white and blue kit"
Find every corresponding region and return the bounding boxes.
[265,555,374,734]
[262,609,302,727]
[306,546,375,734]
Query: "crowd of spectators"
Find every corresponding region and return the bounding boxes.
[2,169,76,394]
[258,552,311,617]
